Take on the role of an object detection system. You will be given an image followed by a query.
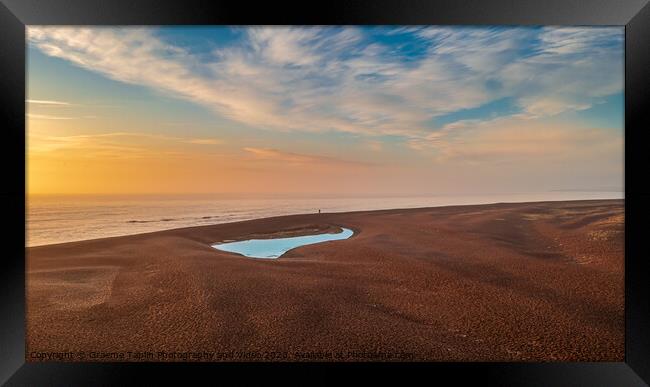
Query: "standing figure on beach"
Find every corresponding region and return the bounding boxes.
[318,209,321,214]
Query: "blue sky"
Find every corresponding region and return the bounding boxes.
[26,26,624,195]
[28,27,625,132]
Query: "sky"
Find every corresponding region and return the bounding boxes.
[26,26,624,197]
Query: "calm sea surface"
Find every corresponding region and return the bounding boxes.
[26,192,623,247]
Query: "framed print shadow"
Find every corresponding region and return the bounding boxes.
[1,0,649,385]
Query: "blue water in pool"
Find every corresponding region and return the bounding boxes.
[212,227,354,259]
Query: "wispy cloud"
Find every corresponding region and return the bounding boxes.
[27,99,71,106]
[185,138,222,145]
[243,147,373,167]
[27,113,75,120]
[29,131,223,157]
[408,115,623,169]
[28,26,623,152]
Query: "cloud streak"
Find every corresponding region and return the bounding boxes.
[27,99,71,106]
[27,113,76,120]
[29,131,223,157]
[243,147,373,168]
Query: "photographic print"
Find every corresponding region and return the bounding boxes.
[26,26,624,362]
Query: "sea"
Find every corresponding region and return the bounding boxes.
[26,191,623,247]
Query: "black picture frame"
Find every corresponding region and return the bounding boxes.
[1,0,648,385]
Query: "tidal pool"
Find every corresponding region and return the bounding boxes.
[211,227,354,259]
